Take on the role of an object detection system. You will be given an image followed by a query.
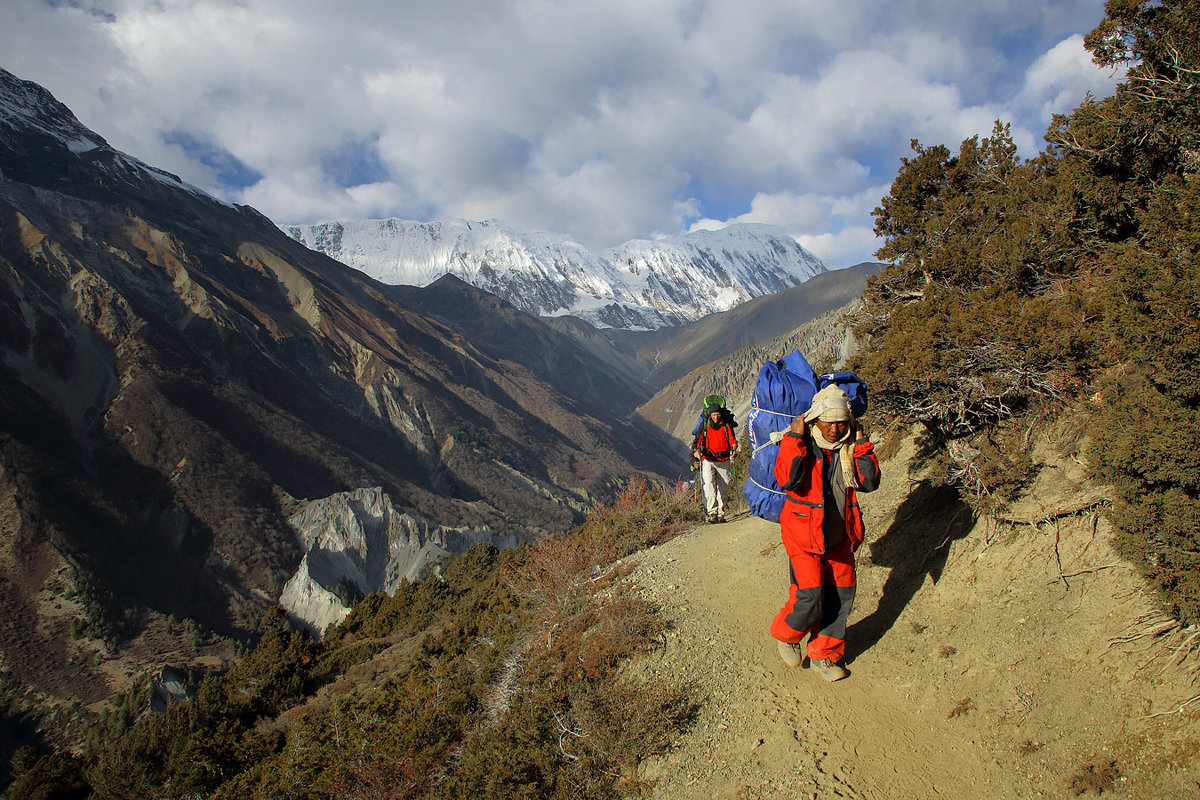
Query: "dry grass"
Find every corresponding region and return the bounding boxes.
[1067,759,1119,796]
[947,697,975,718]
[1018,739,1045,756]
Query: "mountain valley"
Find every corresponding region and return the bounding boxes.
[0,65,864,760]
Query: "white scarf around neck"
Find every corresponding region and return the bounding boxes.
[812,425,858,491]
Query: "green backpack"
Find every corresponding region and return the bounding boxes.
[692,395,737,440]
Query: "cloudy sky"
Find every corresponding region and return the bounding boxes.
[2,0,1122,267]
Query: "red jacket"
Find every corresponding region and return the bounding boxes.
[696,420,737,462]
[774,432,880,554]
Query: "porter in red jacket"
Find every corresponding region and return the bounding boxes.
[693,406,737,523]
[769,385,880,681]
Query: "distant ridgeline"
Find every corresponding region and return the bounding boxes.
[284,218,829,331]
[850,1,1200,625]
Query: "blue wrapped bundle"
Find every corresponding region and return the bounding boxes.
[744,353,871,522]
[743,351,819,522]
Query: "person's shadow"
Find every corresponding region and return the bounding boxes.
[845,479,974,663]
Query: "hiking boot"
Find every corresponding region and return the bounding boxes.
[810,657,847,682]
[777,640,803,668]
[707,513,717,524]
[717,513,727,523]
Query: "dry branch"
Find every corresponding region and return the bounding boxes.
[1052,564,1121,581]
[997,490,1109,526]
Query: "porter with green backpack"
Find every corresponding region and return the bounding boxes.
[691,395,738,522]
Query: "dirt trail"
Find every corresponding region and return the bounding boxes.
[624,435,1200,800]
[628,512,1017,800]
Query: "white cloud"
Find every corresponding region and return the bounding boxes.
[0,0,1118,267]
[1014,34,1124,123]
[689,181,892,267]
[797,226,882,267]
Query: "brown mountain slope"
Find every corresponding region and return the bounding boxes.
[0,67,679,749]
[389,274,655,418]
[637,300,861,444]
[602,262,879,390]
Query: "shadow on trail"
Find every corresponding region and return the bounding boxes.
[845,480,974,664]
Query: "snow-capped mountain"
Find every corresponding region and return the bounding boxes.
[283,218,829,330]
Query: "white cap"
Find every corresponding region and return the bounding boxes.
[804,385,852,423]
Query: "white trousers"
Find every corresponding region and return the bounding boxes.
[701,459,732,517]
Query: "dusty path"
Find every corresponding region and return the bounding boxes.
[623,434,1200,800]
[627,511,1021,800]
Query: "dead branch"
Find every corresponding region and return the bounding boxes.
[1107,616,1179,652]
[997,490,1109,526]
[551,708,586,761]
[1080,512,1099,558]
[1052,564,1121,581]
[484,632,533,726]
[1054,519,1067,589]
[1158,626,1200,679]
[925,507,969,568]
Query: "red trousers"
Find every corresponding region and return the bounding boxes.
[770,537,857,662]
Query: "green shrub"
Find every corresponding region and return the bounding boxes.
[854,1,1200,624]
[20,477,697,799]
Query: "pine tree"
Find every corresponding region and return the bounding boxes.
[856,0,1200,620]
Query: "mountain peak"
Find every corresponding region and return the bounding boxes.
[285,217,829,330]
[0,66,212,203]
[0,67,101,151]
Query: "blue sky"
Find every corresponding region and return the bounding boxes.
[2,0,1122,267]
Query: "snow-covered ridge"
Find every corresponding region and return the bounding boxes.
[0,68,103,151]
[1,66,826,329]
[284,218,829,330]
[0,67,216,200]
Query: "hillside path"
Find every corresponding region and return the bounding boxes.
[625,510,1029,800]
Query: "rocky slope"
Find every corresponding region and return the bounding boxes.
[0,65,680,745]
[284,218,829,330]
[608,261,879,392]
[279,487,521,636]
[388,274,655,417]
[636,292,866,444]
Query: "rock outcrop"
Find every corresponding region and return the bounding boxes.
[279,487,520,635]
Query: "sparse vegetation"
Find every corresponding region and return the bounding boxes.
[1068,759,1120,796]
[1018,740,1046,756]
[5,476,697,799]
[947,698,975,719]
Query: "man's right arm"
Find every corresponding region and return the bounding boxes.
[851,421,881,491]
[774,417,812,492]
